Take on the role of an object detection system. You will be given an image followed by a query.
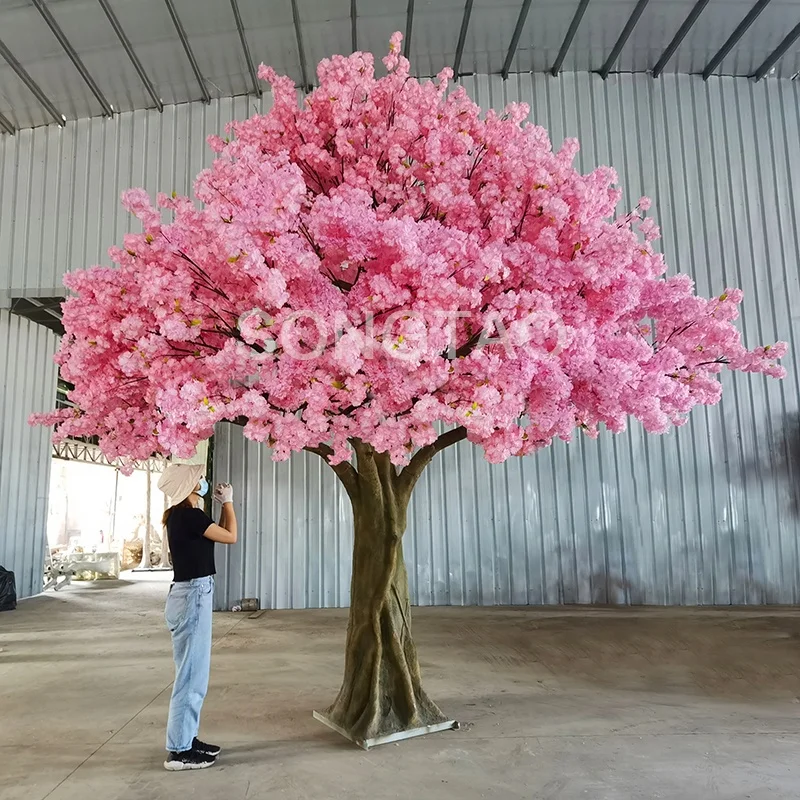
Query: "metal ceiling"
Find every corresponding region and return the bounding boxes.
[52,439,166,471]
[0,0,799,132]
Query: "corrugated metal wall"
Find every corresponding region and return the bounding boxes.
[1,73,798,605]
[215,73,800,610]
[0,311,58,598]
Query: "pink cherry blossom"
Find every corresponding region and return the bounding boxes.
[31,34,786,471]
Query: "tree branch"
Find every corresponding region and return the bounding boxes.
[397,426,468,500]
[373,450,402,536]
[225,420,360,498]
[452,330,483,359]
[350,438,382,503]
[304,444,360,501]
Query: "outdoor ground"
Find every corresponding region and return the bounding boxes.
[1,572,799,800]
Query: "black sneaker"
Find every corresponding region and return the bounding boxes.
[164,748,216,771]
[193,737,221,757]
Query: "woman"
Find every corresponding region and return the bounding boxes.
[157,463,237,771]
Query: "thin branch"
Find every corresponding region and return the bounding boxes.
[453,329,483,359]
[690,357,729,369]
[466,144,487,179]
[189,298,240,337]
[514,195,531,239]
[663,320,696,345]
[297,223,323,258]
[176,251,230,300]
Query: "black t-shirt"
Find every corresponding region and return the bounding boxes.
[167,506,216,582]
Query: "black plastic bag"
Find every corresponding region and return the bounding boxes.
[0,566,16,611]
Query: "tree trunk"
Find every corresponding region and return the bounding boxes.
[318,446,450,745]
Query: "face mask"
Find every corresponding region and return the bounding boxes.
[197,478,209,497]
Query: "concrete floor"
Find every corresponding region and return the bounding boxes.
[2,575,800,800]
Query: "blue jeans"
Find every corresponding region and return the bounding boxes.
[164,575,214,752]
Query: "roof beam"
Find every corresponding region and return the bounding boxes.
[0,37,66,126]
[750,20,800,80]
[229,0,261,96]
[651,0,711,78]
[0,111,15,135]
[9,296,65,335]
[702,0,773,80]
[98,0,163,111]
[351,0,358,53]
[453,0,474,78]
[290,0,310,92]
[27,297,64,323]
[31,0,113,117]
[598,0,650,79]
[404,0,415,59]
[163,0,211,103]
[502,0,533,79]
[550,0,591,77]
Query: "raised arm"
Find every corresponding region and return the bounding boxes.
[203,483,237,545]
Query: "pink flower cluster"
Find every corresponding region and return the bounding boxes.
[31,33,786,469]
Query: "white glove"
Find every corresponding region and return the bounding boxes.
[213,483,233,504]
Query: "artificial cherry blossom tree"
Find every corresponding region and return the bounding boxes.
[34,34,786,747]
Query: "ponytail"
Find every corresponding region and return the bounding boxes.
[162,498,192,527]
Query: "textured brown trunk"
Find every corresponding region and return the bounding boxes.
[320,447,448,744]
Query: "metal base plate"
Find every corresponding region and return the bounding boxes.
[313,710,458,750]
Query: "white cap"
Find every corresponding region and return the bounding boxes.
[157,463,205,506]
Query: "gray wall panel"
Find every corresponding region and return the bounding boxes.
[214,74,800,611]
[0,311,58,599]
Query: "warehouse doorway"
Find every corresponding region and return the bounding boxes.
[46,443,169,586]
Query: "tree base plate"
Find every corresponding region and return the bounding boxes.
[313,710,458,750]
